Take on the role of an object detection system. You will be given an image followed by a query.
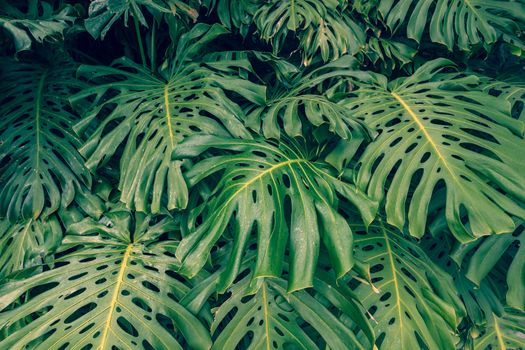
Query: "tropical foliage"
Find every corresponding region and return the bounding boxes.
[0,0,524,349]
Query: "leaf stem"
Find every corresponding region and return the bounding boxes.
[150,20,157,72]
[132,10,147,67]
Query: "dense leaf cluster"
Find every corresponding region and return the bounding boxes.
[1,0,524,349]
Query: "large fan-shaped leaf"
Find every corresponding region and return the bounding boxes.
[343,59,525,241]
[0,59,92,222]
[374,0,525,51]
[253,0,365,63]
[85,0,200,39]
[349,219,465,349]
[174,135,377,292]
[0,216,62,278]
[72,24,264,214]
[0,0,76,53]
[0,208,211,350]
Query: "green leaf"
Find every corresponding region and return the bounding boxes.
[72,24,263,214]
[203,0,260,36]
[174,136,377,292]
[245,56,370,141]
[473,309,525,350]
[0,0,76,53]
[376,0,525,51]
[0,208,212,350]
[477,70,525,122]
[85,0,200,39]
[0,58,92,222]
[452,224,524,311]
[349,219,465,349]
[0,217,62,278]
[189,244,374,350]
[253,0,365,63]
[343,58,525,241]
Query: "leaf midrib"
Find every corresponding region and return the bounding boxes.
[381,220,405,346]
[99,244,133,349]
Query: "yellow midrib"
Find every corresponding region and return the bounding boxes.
[391,92,457,180]
[164,85,175,149]
[493,315,507,350]
[261,283,271,350]
[222,158,307,210]
[99,244,133,349]
[381,221,405,344]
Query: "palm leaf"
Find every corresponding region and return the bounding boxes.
[375,0,525,51]
[174,135,377,292]
[0,58,92,222]
[349,219,465,349]
[0,208,212,350]
[72,24,265,214]
[343,58,525,241]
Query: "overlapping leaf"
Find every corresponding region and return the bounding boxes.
[473,309,525,350]
[0,216,62,278]
[85,0,200,39]
[0,0,76,53]
[183,243,374,350]
[0,59,91,222]
[373,0,525,51]
[245,56,369,141]
[343,59,525,241]
[203,0,260,36]
[0,208,211,350]
[349,219,465,349]
[253,0,365,63]
[72,24,264,214]
[452,224,524,310]
[174,135,377,292]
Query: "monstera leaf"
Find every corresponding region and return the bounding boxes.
[0,208,212,350]
[203,0,260,36]
[477,68,525,122]
[473,309,525,350]
[343,59,525,241]
[174,135,377,292]
[244,56,369,141]
[349,219,465,349]
[184,244,374,350]
[364,37,417,72]
[253,0,365,63]
[0,0,76,53]
[0,58,92,222]
[373,0,525,51]
[451,224,524,310]
[0,216,62,278]
[85,0,200,39]
[72,24,264,214]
